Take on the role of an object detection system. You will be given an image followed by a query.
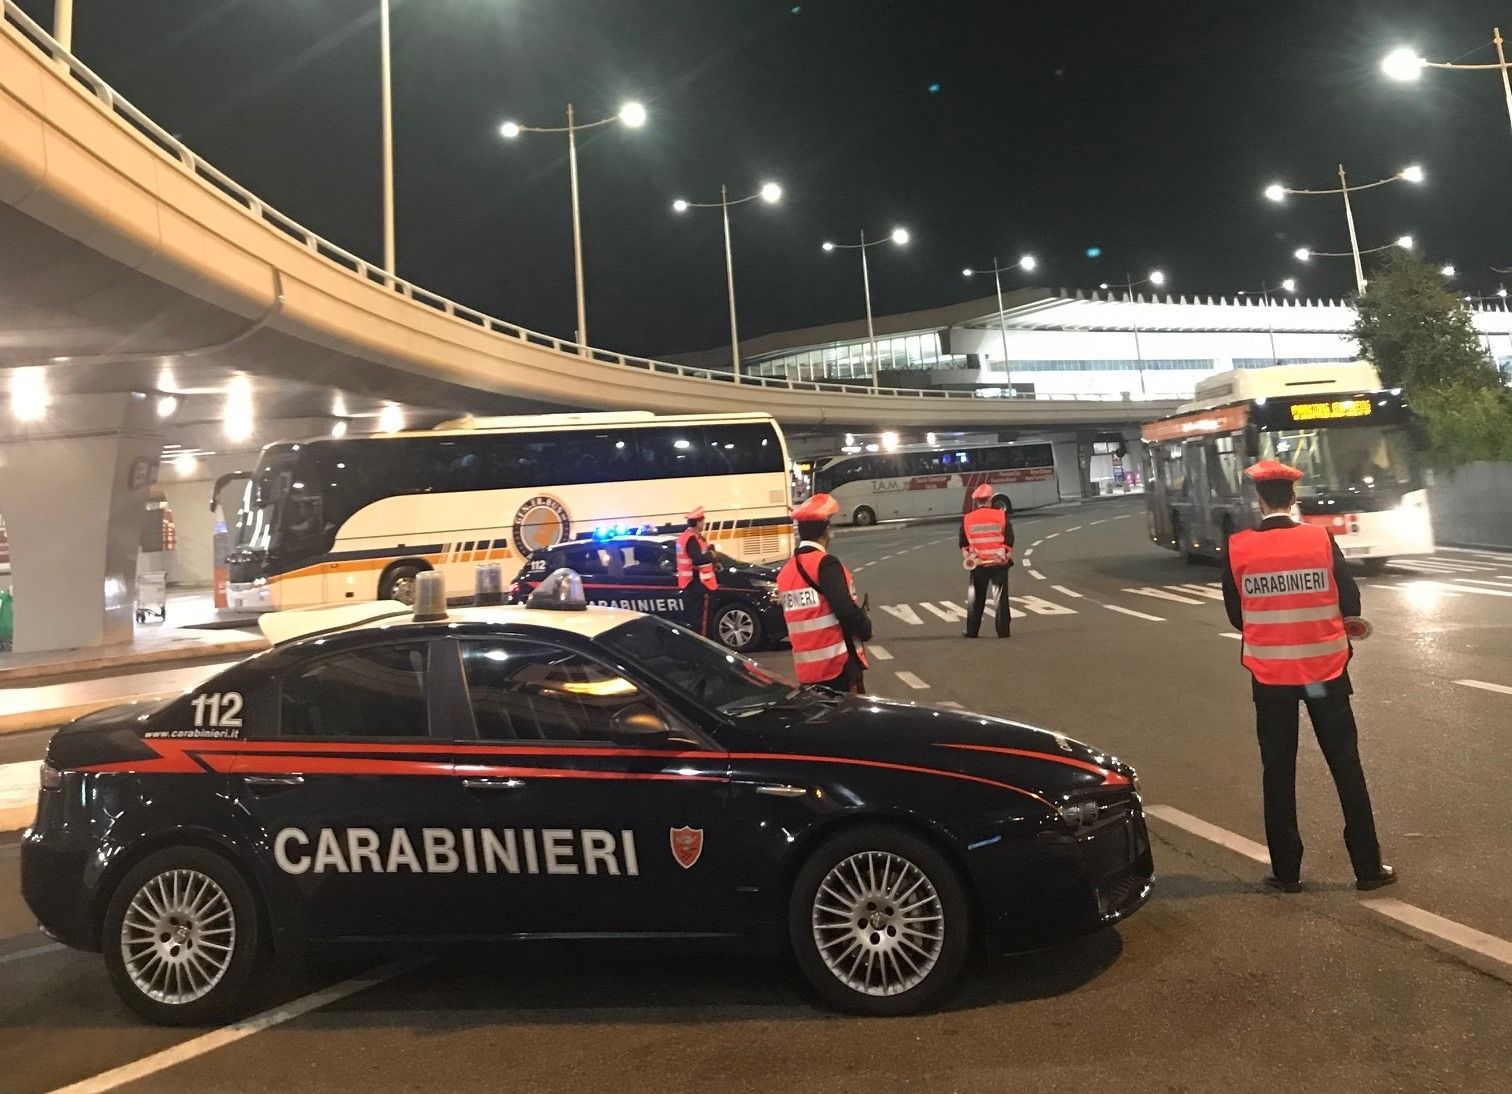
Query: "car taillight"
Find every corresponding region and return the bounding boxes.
[38,763,64,791]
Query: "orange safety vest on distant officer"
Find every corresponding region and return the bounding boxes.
[1228,522,1349,686]
[676,528,717,590]
[777,550,868,684]
[962,508,1010,566]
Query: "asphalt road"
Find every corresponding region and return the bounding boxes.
[2,498,1509,1093]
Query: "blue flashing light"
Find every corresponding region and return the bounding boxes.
[927,82,941,94]
[1086,246,1103,258]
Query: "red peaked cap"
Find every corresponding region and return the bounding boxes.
[1244,459,1303,483]
[792,493,839,522]
[686,506,706,522]
[971,483,993,501]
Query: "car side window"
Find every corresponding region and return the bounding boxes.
[460,640,650,743]
[280,641,431,738]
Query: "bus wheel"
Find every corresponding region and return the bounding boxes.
[1359,558,1389,576]
[1173,515,1199,565]
[991,495,1013,515]
[852,506,877,527]
[380,562,428,606]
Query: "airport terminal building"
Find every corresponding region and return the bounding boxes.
[672,288,1512,400]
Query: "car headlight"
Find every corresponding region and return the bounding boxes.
[1058,800,1100,829]
[751,579,777,595]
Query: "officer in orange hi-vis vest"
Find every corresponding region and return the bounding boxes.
[960,483,1014,638]
[676,506,719,636]
[1221,459,1395,894]
[777,493,872,694]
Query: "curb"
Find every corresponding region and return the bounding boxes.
[0,638,267,686]
[1,804,34,833]
[0,694,175,738]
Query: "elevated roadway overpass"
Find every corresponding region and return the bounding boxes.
[0,3,1172,653]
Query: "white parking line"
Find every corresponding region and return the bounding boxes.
[1145,804,1269,863]
[1023,549,1034,561]
[1113,514,1131,520]
[1362,898,1512,975]
[1105,604,1165,622]
[1028,569,1047,580]
[1449,578,1512,589]
[1051,585,1084,599]
[868,644,894,661]
[0,942,65,967]
[1455,679,1512,696]
[1030,539,1044,548]
[46,960,423,1094]
[1090,519,1107,526]
[1065,525,1083,533]
[938,700,965,709]
[895,671,930,690]
[1045,532,1060,540]
[1124,586,1204,605]
[1221,632,1242,640]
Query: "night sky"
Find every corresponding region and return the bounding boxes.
[17,0,1512,357]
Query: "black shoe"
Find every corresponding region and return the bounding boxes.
[961,631,977,638]
[1263,875,1303,893]
[1356,865,1397,891]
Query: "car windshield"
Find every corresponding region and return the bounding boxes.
[1258,425,1419,498]
[597,615,795,714]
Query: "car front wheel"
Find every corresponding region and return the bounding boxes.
[102,846,265,1026]
[788,825,971,1016]
[713,603,764,652]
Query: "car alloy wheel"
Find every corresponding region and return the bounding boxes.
[715,605,759,651]
[121,868,237,1006]
[811,850,944,997]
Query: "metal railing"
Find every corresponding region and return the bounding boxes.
[1,2,1177,409]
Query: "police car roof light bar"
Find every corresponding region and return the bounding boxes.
[412,571,449,622]
[526,568,590,611]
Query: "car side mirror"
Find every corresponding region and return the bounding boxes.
[610,703,686,746]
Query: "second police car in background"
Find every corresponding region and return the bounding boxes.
[21,572,1153,1024]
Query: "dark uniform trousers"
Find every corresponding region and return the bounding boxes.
[814,657,867,695]
[681,584,710,637]
[965,566,1010,638]
[1255,691,1383,882]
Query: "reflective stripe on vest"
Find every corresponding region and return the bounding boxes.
[777,549,866,683]
[1229,523,1348,686]
[963,508,1010,566]
[676,528,717,590]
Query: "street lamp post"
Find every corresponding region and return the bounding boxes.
[500,101,648,352]
[1107,270,1166,397]
[962,255,1037,396]
[53,0,72,50]
[1384,31,1512,145]
[380,0,395,277]
[672,182,783,382]
[1264,165,1424,295]
[1237,279,1298,363]
[822,228,911,393]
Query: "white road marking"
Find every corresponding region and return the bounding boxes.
[1023,549,1034,560]
[1145,805,1269,864]
[1174,584,1227,601]
[938,701,965,709]
[1124,586,1204,605]
[1362,897,1512,974]
[1393,580,1512,599]
[1221,632,1242,640]
[1113,514,1131,520]
[1051,585,1084,599]
[0,942,65,966]
[880,604,924,625]
[1027,568,1047,580]
[922,601,969,623]
[1455,679,1512,696]
[1012,595,1078,616]
[983,603,1029,619]
[1105,604,1166,622]
[867,644,894,661]
[1438,547,1512,561]
[1377,583,1460,599]
[1045,532,1060,539]
[1030,539,1044,548]
[1449,578,1512,590]
[895,671,930,690]
[45,960,422,1094]
[1065,525,1083,533]
[1090,519,1107,526]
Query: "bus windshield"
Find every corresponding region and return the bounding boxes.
[1259,425,1419,498]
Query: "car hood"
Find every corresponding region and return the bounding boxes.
[730,694,1134,800]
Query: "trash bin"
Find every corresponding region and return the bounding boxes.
[136,572,167,624]
[0,588,12,651]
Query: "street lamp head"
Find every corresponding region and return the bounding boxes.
[759,182,783,204]
[1294,247,1312,262]
[890,227,910,245]
[1149,270,1166,287]
[1395,235,1415,250]
[1019,254,1038,272]
[618,102,648,128]
[962,268,975,278]
[1441,264,1456,278]
[1264,183,1287,203]
[1281,278,1297,293]
[499,120,521,139]
[672,199,689,213]
[1400,164,1425,183]
[822,241,836,252]
[1382,47,1426,81]
[1499,287,1509,299]
[1098,282,1110,290]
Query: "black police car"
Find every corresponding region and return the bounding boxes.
[508,534,787,653]
[21,573,1152,1025]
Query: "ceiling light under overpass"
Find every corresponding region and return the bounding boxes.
[378,403,405,434]
[9,367,50,422]
[156,395,179,418]
[224,376,254,442]
[331,420,349,438]
[881,431,900,451]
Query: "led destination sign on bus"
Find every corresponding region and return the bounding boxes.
[1288,399,1373,423]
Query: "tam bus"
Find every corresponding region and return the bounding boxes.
[1139,362,1434,570]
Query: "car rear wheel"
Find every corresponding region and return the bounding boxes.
[103,846,265,1026]
[713,603,764,653]
[789,825,971,1016]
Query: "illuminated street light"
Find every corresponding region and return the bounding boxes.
[963,255,1042,394]
[1396,235,1415,250]
[1262,164,1425,293]
[377,403,405,434]
[330,420,349,439]
[9,367,49,423]
[1281,278,1297,293]
[1441,264,1457,277]
[156,395,179,419]
[821,227,914,392]
[498,101,648,351]
[1383,30,1512,145]
[669,181,785,380]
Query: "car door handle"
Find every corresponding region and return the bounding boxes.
[243,775,305,788]
[462,777,527,792]
[754,783,808,798]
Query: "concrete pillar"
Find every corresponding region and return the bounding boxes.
[0,393,162,652]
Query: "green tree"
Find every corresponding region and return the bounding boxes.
[1353,252,1512,468]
